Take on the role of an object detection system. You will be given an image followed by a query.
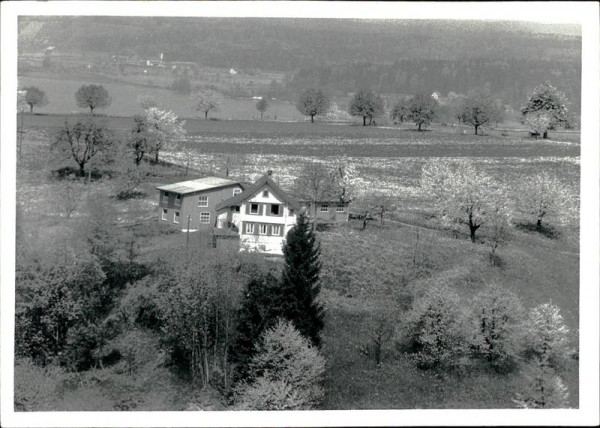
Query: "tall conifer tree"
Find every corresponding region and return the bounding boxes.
[279,212,324,346]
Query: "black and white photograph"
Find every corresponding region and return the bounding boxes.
[1,1,598,427]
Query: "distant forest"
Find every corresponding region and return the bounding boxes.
[19,16,582,111]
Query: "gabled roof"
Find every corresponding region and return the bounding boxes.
[215,173,301,212]
[156,177,241,195]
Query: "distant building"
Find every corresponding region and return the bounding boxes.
[229,68,238,75]
[431,91,440,101]
[156,177,244,231]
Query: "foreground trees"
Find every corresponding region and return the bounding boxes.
[23,86,49,113]
[75,84,112,114]
[296,88,330,123]
[52,120,114,176]
[521,82,573,138]
[421,160,508,242]
[234,320,325,410]
[349,89,384,126]
[191,87,224,119]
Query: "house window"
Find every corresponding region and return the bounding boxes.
[336,204,345,212]
[200,212,210,224]
[175,194,182,206]
[249,203,259,214]
[174,211,180,224]
[259,224,267,235]
[162,209,168,221]
[234,205,240,212]
[245,223,254,234]
[233,188,242,196]
[198,195,208,207]
[320,204,329,212]
[164,192,169,197]
[272,225,281,236]
[270,204,280,216]
[262,190,269,197]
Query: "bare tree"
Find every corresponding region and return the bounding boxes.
[52,120,114,176]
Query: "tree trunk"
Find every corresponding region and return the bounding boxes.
[260,112,263,120]
[29,104,33,113]
[155,150,159,164]
[310,114,315,123]
[205,111,208,120]
[362,216,367,230]
[90,106,95,115]
[543,131,548,139]
[363,116,366,126]
[475,125,479,135]
[418,122,422,131]
[469,224,479,243]
[79,162,86,177]
[536,218,542,229]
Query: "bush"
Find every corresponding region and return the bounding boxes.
[467,285,525,373]
[234,320,325,410]
[524,302,571,370]
[402,284,467,371]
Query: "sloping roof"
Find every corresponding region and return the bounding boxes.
[156,177,241,195]
[215,174,301,212]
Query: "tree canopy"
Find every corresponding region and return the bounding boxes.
[23,86,49,113]
[407,94,438,131]
[75,84,111,114]
[190,87,223,119]
[296,88,330,123]
[459,93,503,135]
[349,90,384,126]
[256,98,269,120]
[521,83,573,138]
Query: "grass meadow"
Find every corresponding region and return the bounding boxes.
[14,116,580,410]
[18,73,304,121]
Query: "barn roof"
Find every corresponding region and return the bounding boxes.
[156,177,241,195]
[215,173,301,212]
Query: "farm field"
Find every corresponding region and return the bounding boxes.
[14,117,580,410]
[18,74,304,121]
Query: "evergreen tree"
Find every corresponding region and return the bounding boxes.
[230,271,283,380]
[279,212,324,346]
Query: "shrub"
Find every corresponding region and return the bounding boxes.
[234,320,325,410]
[513,362,570,408]
[467,284,525,372]
[524,302,571,370]
[402,284,467,370]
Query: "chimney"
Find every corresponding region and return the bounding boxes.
[267,170,273,176]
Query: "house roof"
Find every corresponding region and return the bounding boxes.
[215,173,301,212]
[156,177,241,195]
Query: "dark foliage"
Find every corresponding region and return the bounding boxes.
[230,272,284,381]
[279,212,325,347]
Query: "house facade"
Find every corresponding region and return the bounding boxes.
[157,177,243,231]
[215,172,300,255]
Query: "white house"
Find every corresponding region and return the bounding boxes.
[215,171,300,255]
